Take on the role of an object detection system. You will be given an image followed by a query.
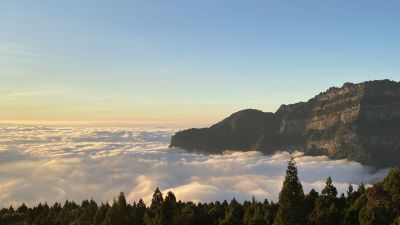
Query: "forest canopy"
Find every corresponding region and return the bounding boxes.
[1,159,399,225]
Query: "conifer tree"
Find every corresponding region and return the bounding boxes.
[144,187,166,225]
[243,197,265,225]
[273,157,305,225]
[93,203,109,225]
[359,183,395,225]
[392,217,400,225]
[78,199,98,225]
[103,192,130,225]
[347,184,355,203]
[383,168,400,214]
[162,191,178,225]
[220,198,244,225]
[175,202,197,225]
[132,199,146,225]
[309,177,341,225]
[208,201,225,225]
[304,189,319,218]
[322,177,337,199]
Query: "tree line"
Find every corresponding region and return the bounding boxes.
[1,158,400,225]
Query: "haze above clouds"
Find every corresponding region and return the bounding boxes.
[0,125,390,207]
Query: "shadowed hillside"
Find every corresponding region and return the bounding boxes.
[170,80,400,168]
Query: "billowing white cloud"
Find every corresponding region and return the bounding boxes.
[0,125,390,207]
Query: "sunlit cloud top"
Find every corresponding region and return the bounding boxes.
[0,125,389,207]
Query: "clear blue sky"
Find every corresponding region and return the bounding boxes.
[1,0,399,124]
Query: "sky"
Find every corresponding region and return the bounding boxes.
[1,0,399,125]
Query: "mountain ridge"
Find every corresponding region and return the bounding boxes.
[170,79,400,168]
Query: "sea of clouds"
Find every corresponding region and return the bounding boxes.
[0,124,391,207]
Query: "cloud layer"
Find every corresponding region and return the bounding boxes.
[0,125,390,207]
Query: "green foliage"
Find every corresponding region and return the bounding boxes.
[359,183,395,225]
[309,177,342,225]
[392,217,400,225]
[93,203,109,225]
[243,197,271,225]
[103,192,131,225]
[383,168,400,213]
[274,158,306,225]
[343,186,367,225]
[162,191,178,225]
[304,189,319,218]
[77,199,97,225]
[132,199,146,225]
[174,202,197,225]
[2,167,400,225]
[144,187,175,225]
[219,198,244,225]
[322,177,338,199]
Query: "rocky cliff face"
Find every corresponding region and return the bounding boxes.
[170,80,400,168]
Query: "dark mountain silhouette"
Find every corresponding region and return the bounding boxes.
[170,79,400,168]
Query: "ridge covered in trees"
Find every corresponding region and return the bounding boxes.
[1,159,400,225]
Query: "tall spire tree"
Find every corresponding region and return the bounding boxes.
[309,177,342,225]
[274,157,306,225]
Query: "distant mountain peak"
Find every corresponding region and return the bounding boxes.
[170,79,400,168]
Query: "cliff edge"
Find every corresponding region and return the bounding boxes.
[170,80,400,168]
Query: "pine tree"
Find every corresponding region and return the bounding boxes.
[103,192,130,225]
[273,157,305,225]
[144,187,166,225]
[132,199,146,225]
[309,177,341,225]
[359,183,395,225]
[392,217,400,225]
[383,168,400,214]
[304,189,319,218]
[208,201,225,225]
[243,197,265,225]
[175,202,197,225]
[78,199,98,225]
[220,198,244,225]
[322,177,337,199]
[162,191,178,225]
[93,203,109,225]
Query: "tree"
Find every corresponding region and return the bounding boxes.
[93,203,110,225]
[309,177,342,225]
[103,192,130,225]
[347,184,356,204]
[273,158,306,225]
[4,166,400,225]
[359,183,395,225]
[243,197,265,225]
[151,187,164,209]
[132,199,146,225]
[304,189,319,218]
[322,177,337,199]
[208,201,225,225]
[220,198,244,225]
[262,199,278,225]
[344,194,366,225]
[392,217,400,225]
[383,168,400,214]
[77,199,98,225]
[174,202,197,225]
[162,191,178,225]
[144,187,166,225]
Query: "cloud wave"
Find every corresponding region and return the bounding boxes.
[0,125,390,207]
